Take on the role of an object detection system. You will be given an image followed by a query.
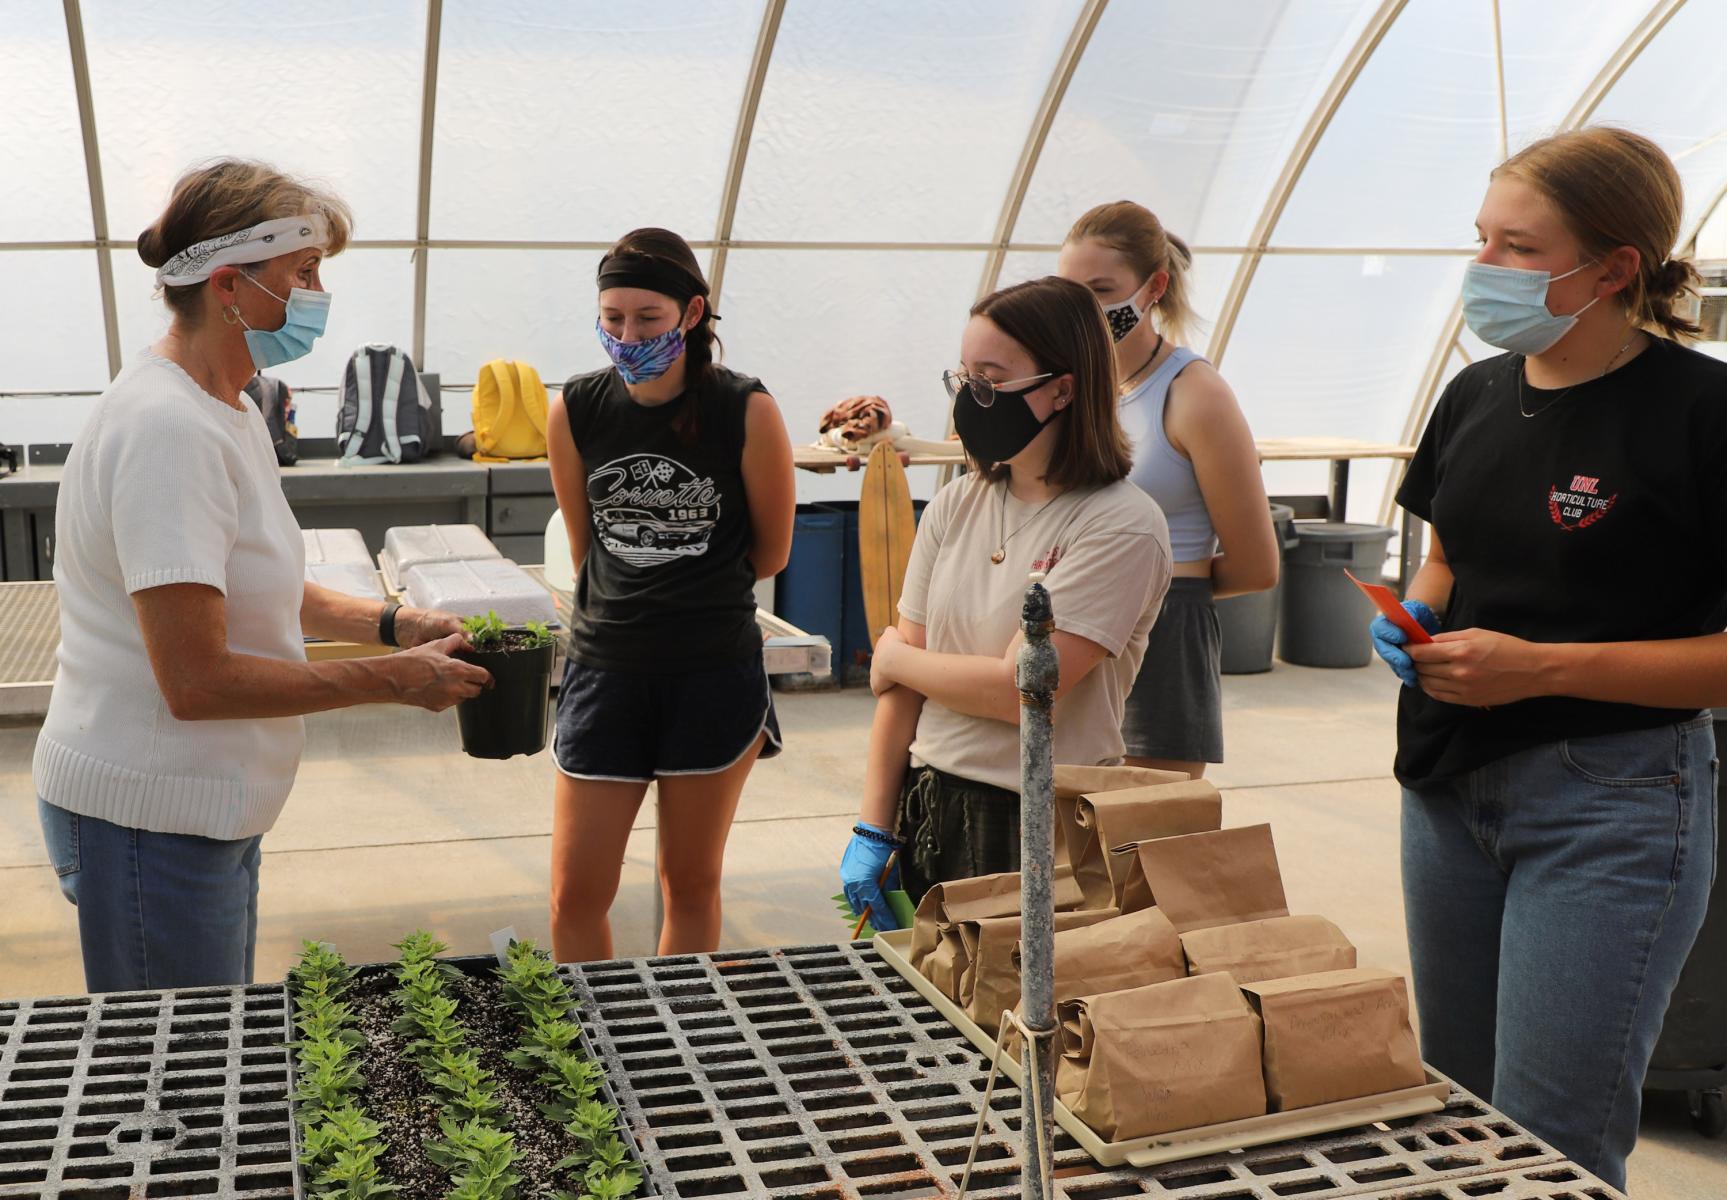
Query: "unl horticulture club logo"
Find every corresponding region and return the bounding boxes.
[588,452,720,566]
[1548,473,1617,532]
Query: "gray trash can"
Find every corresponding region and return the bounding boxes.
[1217,503,1297,675]
[1279,522,1396,668]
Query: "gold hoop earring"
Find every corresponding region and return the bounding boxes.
[221,304,241,326]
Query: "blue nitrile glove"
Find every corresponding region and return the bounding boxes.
[840,822,903,931]
[1371,600,1441,688]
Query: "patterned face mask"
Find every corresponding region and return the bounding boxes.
[596,318,686,384]
[1101,289,1147,342]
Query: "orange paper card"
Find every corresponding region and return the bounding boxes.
[1346,571,1433,644]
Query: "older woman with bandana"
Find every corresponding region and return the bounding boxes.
[33,159,489,992]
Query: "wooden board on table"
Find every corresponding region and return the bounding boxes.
[857,442,917,648]
[874,928,1451,1169]
[1254,437,1416,462]
[304,640,393,663]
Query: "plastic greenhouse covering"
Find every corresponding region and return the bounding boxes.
[6,0,1727,521]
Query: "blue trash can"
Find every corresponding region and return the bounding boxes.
[776,508,845,678]
[777,501,927,687]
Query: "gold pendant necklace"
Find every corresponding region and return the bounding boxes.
[993,482,1065,564]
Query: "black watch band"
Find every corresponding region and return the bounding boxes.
[379,603,403,648]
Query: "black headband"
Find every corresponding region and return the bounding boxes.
[596,252,707,304]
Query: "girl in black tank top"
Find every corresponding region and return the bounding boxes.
[544,228,796,963]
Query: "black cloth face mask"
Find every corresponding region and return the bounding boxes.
[953,379,1063,466]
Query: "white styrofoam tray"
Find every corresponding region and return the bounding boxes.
[305,561,386,602]
[401,558,558,626]
[379,524,501,592]
[302,527,373,567]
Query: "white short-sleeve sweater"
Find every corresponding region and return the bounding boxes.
[33,351,308,840]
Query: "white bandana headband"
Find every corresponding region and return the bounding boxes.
[154,214,331,287]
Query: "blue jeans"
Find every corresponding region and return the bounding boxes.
[38,799,264,992]
[1402,716,1717,1191]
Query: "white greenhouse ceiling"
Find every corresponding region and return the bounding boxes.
[5,0,1727,516]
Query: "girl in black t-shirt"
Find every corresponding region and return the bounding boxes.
[545,228,795,962]
[1374,128,1726,1190]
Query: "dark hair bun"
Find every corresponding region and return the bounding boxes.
[136,223,172,269]
[1652,256,1696,298]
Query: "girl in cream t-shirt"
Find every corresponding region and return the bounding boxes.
[899,476,1168,793]
[839,276,1171,918]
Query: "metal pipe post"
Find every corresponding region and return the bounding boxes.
[1016,571,1058,1199]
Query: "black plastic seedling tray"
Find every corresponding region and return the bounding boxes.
[282,952,655,1200]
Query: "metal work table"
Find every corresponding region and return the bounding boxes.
[0,943,1623,1200]
[0,456,530,582]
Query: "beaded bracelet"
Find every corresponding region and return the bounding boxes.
[852,823,903,847]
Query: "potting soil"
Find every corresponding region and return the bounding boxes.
[347,969,626,1199]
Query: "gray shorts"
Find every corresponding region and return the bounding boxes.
[1122,577,1224,763]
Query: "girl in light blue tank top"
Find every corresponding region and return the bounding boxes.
[1119,346,1218,563]
[1060,201,1281,775]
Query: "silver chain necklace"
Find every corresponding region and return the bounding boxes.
[1518,329,1638,418]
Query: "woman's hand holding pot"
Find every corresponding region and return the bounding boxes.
[394,632,491,711]
[395,606,466,648]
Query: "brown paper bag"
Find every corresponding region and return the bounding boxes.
[958,908,1118,1034]
[909,872,1020,973]
[910,868,1085,994]
[1051,907,1187,1005]
[1125,824,1289,933]
[1057,973,1267,1141]
[1059,781,1223,909]
[1180,915,1357,986]
[1054,763,1188,801]
[1002,907,1187,1056]
[1242,968,1424,1111]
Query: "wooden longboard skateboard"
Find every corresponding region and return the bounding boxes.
[858,442,917,647]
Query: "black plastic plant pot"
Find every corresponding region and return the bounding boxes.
[454,635,555,759]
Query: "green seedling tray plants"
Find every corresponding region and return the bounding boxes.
[285,936,649,1199]
[454,611,557,760]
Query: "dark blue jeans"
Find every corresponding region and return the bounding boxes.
[38,799,264,993]
[1402,715,1717,1191]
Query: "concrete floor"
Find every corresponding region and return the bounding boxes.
[2,664,1724,1197]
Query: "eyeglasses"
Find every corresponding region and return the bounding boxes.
[942,368,1054,408]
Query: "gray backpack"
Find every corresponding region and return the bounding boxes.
[337,344,434,465]
[243,373,298,465]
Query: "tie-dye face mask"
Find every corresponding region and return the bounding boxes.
[596,318,687,385]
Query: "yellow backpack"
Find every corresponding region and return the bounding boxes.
[471,359,549,462]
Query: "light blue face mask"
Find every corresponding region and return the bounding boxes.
[1461,259,1599,356]
[238,274,331,368]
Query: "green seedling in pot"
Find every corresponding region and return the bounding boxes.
[462,610,557,651]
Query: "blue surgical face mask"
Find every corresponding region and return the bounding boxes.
[1461,259,1599,356]
[238,274,331,368]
